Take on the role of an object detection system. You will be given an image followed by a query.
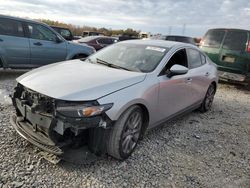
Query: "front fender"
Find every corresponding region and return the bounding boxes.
[65,42,95,60]
[97,76,159,126]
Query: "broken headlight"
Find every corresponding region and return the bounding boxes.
[56,103,113,118]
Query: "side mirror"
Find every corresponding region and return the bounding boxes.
[167,64,188,77]
[55,36,63,43]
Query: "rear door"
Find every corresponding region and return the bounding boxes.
[0,17,30,67]
[220,30,249,74]
[186,48,211,102]
[25,22,67,66]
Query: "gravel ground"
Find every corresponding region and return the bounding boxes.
[0,70,249,188]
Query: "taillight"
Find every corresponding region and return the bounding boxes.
[200,39,204,46]
[247,41,250,52]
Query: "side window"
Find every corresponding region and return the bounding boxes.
[98,38,112,45]
[0,18,24,37]
[164,49,188,72]
[27,23,57,41]
[187,49,202,69]
[200,53,206,65]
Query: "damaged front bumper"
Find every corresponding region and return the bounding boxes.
[10,84,113,162]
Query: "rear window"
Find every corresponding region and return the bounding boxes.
[222,31,247,51]
[203,30,225,48]
[0,18,24,37]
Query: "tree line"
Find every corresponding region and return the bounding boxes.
[38,19,140,37]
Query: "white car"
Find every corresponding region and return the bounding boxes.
[11,40,218,162]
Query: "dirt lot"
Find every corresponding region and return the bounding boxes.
[0,70,249,188]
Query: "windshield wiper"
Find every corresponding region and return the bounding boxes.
[96,58,132,71]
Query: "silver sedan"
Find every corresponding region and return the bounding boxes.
[11,40,218,162]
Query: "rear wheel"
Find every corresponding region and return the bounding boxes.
[199,84,216,112]
[107,105,143,160]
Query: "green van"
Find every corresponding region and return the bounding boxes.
[200,28,250,84]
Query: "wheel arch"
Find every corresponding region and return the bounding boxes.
[71,53,88,59]
[211,81,217,92]
[113,102,150,138]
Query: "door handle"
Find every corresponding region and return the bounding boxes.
[186,78,192,83]
[33,42,42,46]
[0,38,3,42]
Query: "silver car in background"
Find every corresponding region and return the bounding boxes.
[11,40,218,162]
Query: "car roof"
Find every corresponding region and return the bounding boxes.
[80,36,117,41]
[207,28,250,32]
[120,39,196,49]
[50,26,70,30]
[0,14,50,27]
[166,35,193,39]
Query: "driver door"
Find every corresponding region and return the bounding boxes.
[157,49,194,121]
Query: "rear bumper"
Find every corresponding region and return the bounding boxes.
[218,71,247,82]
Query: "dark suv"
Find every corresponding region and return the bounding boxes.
[200,28,250,84]
[164,35,196,45]
[50,26,74,41]
[0,15,95,69]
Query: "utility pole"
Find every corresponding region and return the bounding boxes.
[168,26,172,35]
[182,24,186,35]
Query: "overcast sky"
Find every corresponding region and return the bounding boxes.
[0,0,250,37]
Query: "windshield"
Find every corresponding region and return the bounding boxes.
[85,43,169,73]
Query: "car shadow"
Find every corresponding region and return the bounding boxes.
[219,80,250,92]
[0,69,28,80]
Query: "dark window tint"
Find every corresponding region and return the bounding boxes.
[0,18,24,37]
[222,31,247,51]
[166,36,176,41]
[28,23,57,41]
[203,30,225,48]
[98,38,112,44]
[187,49,202,68]
[166,36,195,45]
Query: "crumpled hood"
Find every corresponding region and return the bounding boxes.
[17,60,146,101]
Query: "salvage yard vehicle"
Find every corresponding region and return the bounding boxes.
[200,28,250,85]
[77,36,119,51]
[0,15,96,69]
[10,40,218,162]
[164,35,196,46]
[50,26,74,41]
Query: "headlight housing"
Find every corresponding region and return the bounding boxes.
[56,102,113,118]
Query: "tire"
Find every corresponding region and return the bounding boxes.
[199,83,216,112]
[107,105,143,160]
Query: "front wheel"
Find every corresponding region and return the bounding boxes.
[107,105,143,160]
[199,84,216,112]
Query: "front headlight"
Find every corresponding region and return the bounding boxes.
[56,103,113,118]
